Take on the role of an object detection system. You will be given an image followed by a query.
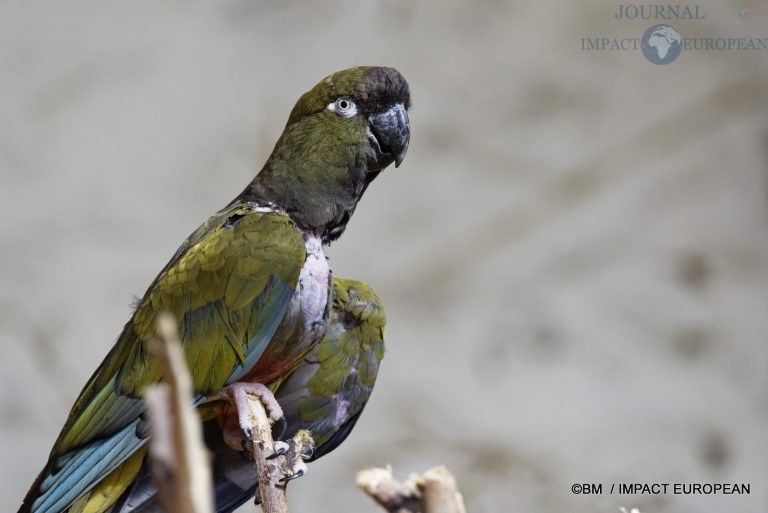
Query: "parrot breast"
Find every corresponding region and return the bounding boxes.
[295,235,330,338]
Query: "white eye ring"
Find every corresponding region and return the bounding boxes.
[327,97,357,118]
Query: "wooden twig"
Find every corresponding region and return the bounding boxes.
[144,312,214,513]
[419,466,466,513]
[242,393,288,512]
[357,467,421,513]
[357,466,467,513]
[243,398,315,512]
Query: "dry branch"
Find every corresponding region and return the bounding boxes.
[242,393,288,512]
[357,467,421,513]
[144,313,214,513]
[420,466,467,513]
[357,466,467,513]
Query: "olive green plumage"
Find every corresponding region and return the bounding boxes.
[20,66,410,513]
[55,207,305,456]
[26,207,306,513]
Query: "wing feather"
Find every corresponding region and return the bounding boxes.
[21,205,306,513]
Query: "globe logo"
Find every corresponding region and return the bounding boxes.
[641,24,682,64]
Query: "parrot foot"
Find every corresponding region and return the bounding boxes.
[280,464,306,483]
[266,441,289,459]
[212,381,285,452]
[253,430,315,505]
[278,429,315,481]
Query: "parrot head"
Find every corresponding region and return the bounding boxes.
[242,66,411,242]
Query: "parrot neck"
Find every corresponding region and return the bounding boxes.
[237,160,376,244]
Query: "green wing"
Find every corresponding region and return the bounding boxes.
[23,203,306,513]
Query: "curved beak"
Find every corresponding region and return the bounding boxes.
[368,103,410,169]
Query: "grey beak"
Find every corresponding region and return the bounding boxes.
[369,103,410,168]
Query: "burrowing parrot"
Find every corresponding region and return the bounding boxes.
[20,66,410,513]
[107,278,386,512]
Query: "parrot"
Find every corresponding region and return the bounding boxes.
[19,65,410,513]
[106,277,386,513]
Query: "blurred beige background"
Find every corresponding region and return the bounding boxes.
[1,1,767,512]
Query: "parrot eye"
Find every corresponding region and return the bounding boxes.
[328,98,357,118]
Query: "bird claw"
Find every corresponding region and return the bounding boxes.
[274,430,313,482]
[214,381,284,422]
[266,441,289,460]
[271,415,288,441]
[252,443,308,506]
[299,443,314,461]
[279,464,307,483]
[212,381,286,451]
[241,427,255,444]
